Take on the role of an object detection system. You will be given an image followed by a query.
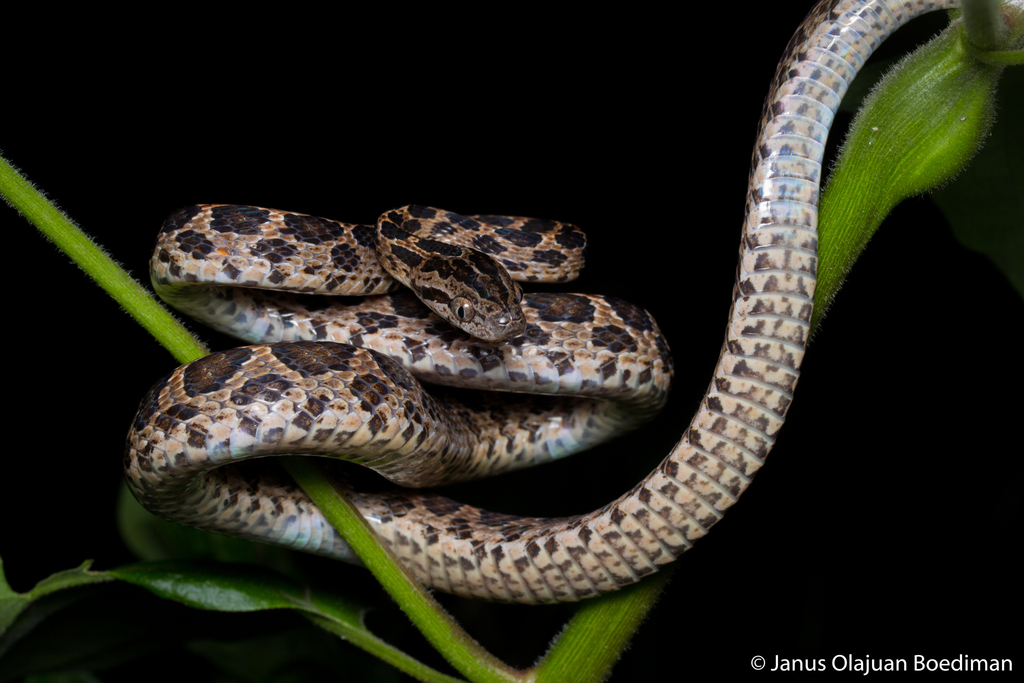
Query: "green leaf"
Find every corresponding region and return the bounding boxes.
[110,561,313,612]
[0,558,111,638]
[110,561,464,683]
[2,557,464,683]
[813,12,1015,330]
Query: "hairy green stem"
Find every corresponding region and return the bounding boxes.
[962,0,1024,63]
[0,156,208,365]
[963,0,1005,49]
[284,459,521,683]
[533,568,673,683]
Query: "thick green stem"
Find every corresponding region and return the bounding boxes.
[962,0,1024,63]
[963,0,1005,49]
[533,568,672,683]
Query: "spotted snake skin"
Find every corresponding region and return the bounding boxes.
[126,0,961,603]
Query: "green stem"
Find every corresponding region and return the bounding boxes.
[305,614,469,683]
[0,156,208,365]
[286,455,677,683]
[961,0,1024,63]
[966,43,1024,63]
[962,0,1005,49]
[283,459,522,683]
[533,567,672,683]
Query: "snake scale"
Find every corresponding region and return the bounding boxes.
[126,0,962,604]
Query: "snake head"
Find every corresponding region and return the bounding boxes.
[413,248,527,342]
[377,207,528,342]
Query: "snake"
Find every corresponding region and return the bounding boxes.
[126,0,962,604]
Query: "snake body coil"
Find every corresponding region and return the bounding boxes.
[126,0,961,603]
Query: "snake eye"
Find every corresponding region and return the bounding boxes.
[515,286,524,304]
[451,297,473,322]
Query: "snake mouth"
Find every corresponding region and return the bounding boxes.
[474,314,527,342]
[497,312,524,328]
[495,311,528,339]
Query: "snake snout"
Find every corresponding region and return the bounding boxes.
[498,313,527,338]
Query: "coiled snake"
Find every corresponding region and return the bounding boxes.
[126,0,962,604]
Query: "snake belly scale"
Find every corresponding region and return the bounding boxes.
[126,0,961,604]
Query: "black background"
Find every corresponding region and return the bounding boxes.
[3,4,1020,681]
